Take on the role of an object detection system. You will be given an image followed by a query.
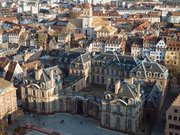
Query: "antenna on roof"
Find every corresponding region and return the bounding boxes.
[113,51,120,65]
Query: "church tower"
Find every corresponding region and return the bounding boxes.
[81,3,93,40]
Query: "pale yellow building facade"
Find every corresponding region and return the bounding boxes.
[0,78,17,120]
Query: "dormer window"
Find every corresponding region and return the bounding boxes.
[137,71,141,77]
[148,72,152,77]
[40,83,45,89]
[154,72,158,78]
[160,73,164,78]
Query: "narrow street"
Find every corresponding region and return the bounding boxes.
[151,84,180,135]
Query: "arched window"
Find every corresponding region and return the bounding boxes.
[116,117,120,129]
[117,106,121,113]
[52,100,56,112]
[128,108,132,115]
[148,72,152,77]
[60,99,64,109]
[137,71,141,77]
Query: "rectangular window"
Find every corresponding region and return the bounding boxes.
[174,109,178,113]
[175,125,180,130]
[128,108,132,116]
[102,68,104,74]
[97,76,99,83]
[33,90,35,96]
[106,104,110,111]
[42,91,45,97]
[101,76,104,83]
[169,124,174,129]
[174,116,177,121]
[92,75,95,80]
[111,69,114,75]
[168,115,172,120]
[107,69,109,74]
[25,88,28,94]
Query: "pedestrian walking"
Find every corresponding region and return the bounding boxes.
[80,121,82,125]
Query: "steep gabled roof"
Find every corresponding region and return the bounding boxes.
[118,81,137,99]
[145,83,162,108]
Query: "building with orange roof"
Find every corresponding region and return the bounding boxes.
[132,21,151,35]
[8,28,22,44]
[0,17,18,25]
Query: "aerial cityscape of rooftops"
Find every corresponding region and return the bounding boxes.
[0,0,179,135]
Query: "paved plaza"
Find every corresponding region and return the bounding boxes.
[8,113,126,135]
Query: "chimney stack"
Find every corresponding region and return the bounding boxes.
[137,81,141,99]
[115,80,121,94]
[50,69,54,87]
[35,63,42,80]
[24,67,28,76]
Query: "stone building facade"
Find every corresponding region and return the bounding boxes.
[20,52,168,134]
[165,94,180,135]
[101,81,143,134]
[21,65,63,114]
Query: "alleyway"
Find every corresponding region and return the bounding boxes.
[151,84,180,135]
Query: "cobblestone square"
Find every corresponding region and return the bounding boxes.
[8,113,125,135]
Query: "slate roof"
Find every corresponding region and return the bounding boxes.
[72,52,92,64]
[118,81,138,99]
[130,60,168,78]
[60,51,81,60]
[25,66,62,90]
[93,53,139,66]
[5,61,17,81]
[144,83,162,108]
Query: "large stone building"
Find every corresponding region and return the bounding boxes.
[91,52,140,87]
[101,80,143,134]
[165,94,180,135]
[20,52,168,134]
[0,78,18,123]
[130,57,169,95]
[21,65,63,114]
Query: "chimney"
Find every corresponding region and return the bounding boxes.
[24,67,27,76]
[35,63,42,80]
[50,69,54,87]
[137,81,141,99]
[126,77,134,85]
[115,80,121,94]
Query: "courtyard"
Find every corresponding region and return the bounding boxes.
[8,113,126,135]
